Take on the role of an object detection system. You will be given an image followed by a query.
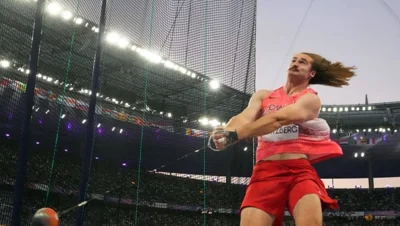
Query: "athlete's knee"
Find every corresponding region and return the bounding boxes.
[240,207,275,226]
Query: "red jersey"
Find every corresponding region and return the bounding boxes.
[255,87,343,164]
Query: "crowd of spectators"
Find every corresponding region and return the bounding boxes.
[1,143,399,225]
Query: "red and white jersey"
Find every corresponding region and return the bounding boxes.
[256,87,343,164]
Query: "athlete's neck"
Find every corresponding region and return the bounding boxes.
[283,80,308,96]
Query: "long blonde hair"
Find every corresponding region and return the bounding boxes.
[303,52,357,87]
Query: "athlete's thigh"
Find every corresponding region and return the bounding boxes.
[240,207,275,226]
[240,176,290,226]
[287,180,323,226]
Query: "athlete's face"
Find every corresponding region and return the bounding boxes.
[288,53,316,81]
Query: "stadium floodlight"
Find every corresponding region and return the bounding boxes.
[97,123,101,128]
[106,32,120,44]
[321,107,326,112]
[199,117,209,126]
[368,106,372,110]
[344,107,348,111]
[209,119,220,127]
[61,114,66,119]
[361,152,365,157]
[327,108,331,112]
[119,129,123,134]
[75,17,83,25]
[167,113,172,118]
[356,107,360,111]
[333,107,337,112]
[112,127,115,131]
[117,38,129,49]
[0,60,10,68]
[244,147,248,151]
[139,49,162,64]
[395,130,398,133]
[82,119,87,124]
[351,107,355,111]
[46,77,53,82]
[339,107,343,112]
[164,60,175,69]
[191,73,196,78]
[332,129,337,134]
[92,27,99,33]
[178,66,187,74]
[209,80,220,90]
[61,11,73,20]
[362,106,366,111]
[354,153,358,158]
[368,128,371,132]
[47,2,62,16]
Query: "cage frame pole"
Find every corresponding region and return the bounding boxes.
[11,1,45,225]
[75,0,108,225]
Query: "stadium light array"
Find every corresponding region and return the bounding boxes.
[198,117,226,127]
[38,1,220,90]
[354,152,365,158]
[11,2,225,122]
[321,105,374,113]
[0,60,11,68]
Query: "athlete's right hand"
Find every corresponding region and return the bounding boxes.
[211,126,227,150]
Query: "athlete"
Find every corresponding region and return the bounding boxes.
[211,52,356,226]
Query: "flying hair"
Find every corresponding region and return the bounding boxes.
[302,52,357,87]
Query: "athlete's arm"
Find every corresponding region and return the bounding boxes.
[236,93,321,139]
[223,90,269,131]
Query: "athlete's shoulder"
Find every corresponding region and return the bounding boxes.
[306,87,318,95]
[253,89,271,100]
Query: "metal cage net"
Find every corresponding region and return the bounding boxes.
[96,0,256,224]
[0,0,36,224]
[0,0,102,225]
[1,0,256,225]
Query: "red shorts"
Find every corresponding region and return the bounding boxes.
[240,159,338,226]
